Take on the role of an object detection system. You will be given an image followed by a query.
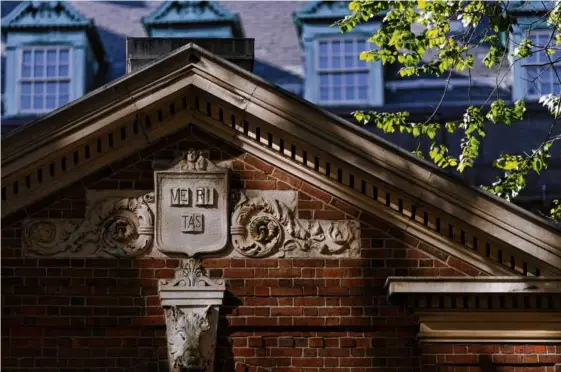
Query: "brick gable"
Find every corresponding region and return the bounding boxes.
[3,127,558,372]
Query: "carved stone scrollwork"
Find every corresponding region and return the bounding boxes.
[231,193,360,258]
[23,193,154,257]
[159,258,225,289]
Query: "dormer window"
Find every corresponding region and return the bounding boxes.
[524,30,561,98]
[1,1,105,118]
[294,1,384,107]
[317,38,369,104]
[19,47,71,112]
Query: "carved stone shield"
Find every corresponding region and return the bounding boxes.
[154,150,229,256]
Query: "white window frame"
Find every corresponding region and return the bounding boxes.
[17,45,73,114]
[523,29,561,99]
[315,37,370,105]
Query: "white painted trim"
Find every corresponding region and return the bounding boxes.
[314,37,370,105]
[16,45,73,114]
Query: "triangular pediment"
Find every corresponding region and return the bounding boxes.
[2,43,560,277]
[142,1,243,37]
[294,1,352,21]
[1,1,92,29]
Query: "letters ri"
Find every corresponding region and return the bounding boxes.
[154,150,230,256]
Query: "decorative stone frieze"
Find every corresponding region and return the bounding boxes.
[159,259,225,372]
[23,194,154,257]
[231,193,360,258]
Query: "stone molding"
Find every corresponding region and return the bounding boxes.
[416,311,561,343]
[22,190,360,258]
[23,193,154,257]
[386,277,561,343]
[231,193,360,258]
[386,276,561,295]
[159,259,225,372]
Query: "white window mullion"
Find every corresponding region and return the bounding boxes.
[317,37,369,104]
[18,46,72,113]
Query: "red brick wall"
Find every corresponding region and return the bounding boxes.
[2,127,558,371]
[420,344,561,372]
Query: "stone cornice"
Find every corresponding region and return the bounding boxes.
[386,277,561,312]
[386,277,561,343]
[386,276,561,296]
[1,43,560,275]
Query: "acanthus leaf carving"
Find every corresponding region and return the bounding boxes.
[23,193,154,257]
[231,193,360,258]
[159,258,225,289]
[166,305,211,372]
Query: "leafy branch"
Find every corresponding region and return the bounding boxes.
[337,0,561,222]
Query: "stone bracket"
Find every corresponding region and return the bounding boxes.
[159,259,225,372]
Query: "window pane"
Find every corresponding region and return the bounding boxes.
[59,82,69,94]
[540,69,552,94]
[344,40,353,54]
[46,96,56,109]
[358,72,369,85]
[333,73,342,86]
[319,57,329,69]
[345,73,354,86]
[34,82,44,95]
[22,51,32,64]
[332,56,341,68]
[358,86,368,100]
[319,74,329,88]
[33,50,45,77]
[344,55,354,68]
[59,64,69,77]
[527,52,538,63]
[21,82,31,95]
[357,58,367,68]
[59,49,69,64]
[46,82,57,94]
[59,94,69,105]
[346,86,355,100]
[333,87,342,101]
[22,65,32,78]
[332,40,341,55]
[357,40,366,52]
[21,95,31,110]
[47,50,57,64]
[33,95,43,109]
[319,41,328,56]
[47,65,57,77]
[526,66,539,80]
[320,87,329,101]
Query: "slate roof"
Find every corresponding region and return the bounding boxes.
[0,0,514,109]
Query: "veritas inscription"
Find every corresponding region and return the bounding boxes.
[154,150,229,256]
